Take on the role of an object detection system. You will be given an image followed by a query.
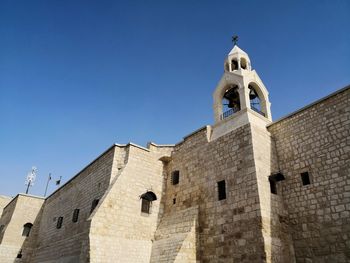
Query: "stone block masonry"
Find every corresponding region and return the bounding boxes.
[31,145,118,263]
[156,124,279,262]
[268,86,350,263]
[0,194,44,263]
[88,143,173,263]
[0,196,11,217]
[0,41,348,263]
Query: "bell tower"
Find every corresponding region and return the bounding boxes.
[211,42,272,139]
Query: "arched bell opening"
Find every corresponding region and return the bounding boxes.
[221,85,240,119]
[231,59,238,71]
[240,57,247,70]
[248,84,265,117]
[224,62,229,72]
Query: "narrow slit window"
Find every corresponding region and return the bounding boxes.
[171,170,180,185]
[17,250,22,258]
[301,172,311,186]
[140,191,157,214]
[22,223,33,237]
[90,199,99,214]
[217,180,226,200]
[72,209,80,223]
[173,198,176,205]
[269,179,277,194]
[56,217,63,229]
[231,59,238,71]
[141,199,151,213]
[269,173,285,195]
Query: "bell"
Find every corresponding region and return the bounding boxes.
[228,99,239,109]
[228,101,235,108]
[249,89,257,100]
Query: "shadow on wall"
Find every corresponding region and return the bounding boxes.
[150,207,199,263]
[268,136,295,263]
[16,207,44,263]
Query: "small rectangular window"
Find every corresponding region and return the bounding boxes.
[269,179,277,194]
[90,199,99,214]
[56,217,63,229]
[16,250,22,258]
[301,172,311,186]
[72,209,80,223]
[141,199,151,214]
[22,223,33,237]
[171,170,180,185]
[173,198,176,205]
[217,180,226,200]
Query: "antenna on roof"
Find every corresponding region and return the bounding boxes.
[44,173,52,197]
[25,166,37,194]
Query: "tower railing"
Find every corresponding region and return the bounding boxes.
[220,106,266,120]
[251,106,266,117]
[220,108,240,120]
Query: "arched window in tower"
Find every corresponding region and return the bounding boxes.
[231,59,238,71]
[22,223,33,237]
[140,191,157,214]
[224,62,229,72]
[240,58,247,69]
[248,84,265,117]
[221,85,240,119]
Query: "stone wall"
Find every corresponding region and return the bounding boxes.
[251,121,295,262]
[0,196,11,218]
[1,85,348,263]
[150,206,198,263]
[88,143,173,263]
[0,194,44,263]
[268,87,350,263]
[154,124,268,262]
[31,145,121,263]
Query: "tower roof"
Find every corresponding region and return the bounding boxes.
[228,45,248,57]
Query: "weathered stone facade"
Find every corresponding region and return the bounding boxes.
[0,45,349,263]
[0,196,11,218]
[267,87,350,263]
[0,194,44,263]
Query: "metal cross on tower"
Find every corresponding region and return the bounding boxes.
[232,35,238,45]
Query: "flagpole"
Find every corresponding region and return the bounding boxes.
[44,173,51,197]
[25,181,31,194]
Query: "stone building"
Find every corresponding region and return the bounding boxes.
[0,44,349,263]
[0,196,11,217]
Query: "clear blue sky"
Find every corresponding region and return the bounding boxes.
[0,0,349,197]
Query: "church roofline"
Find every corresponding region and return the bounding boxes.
[45,144,118,200]
[268,84,350,127]
[17,193,45,199]
[45,142,174,200]
[147,142,175,148]
[175,125,209,146]
[115,142,150,152]
[2,193,44,211]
